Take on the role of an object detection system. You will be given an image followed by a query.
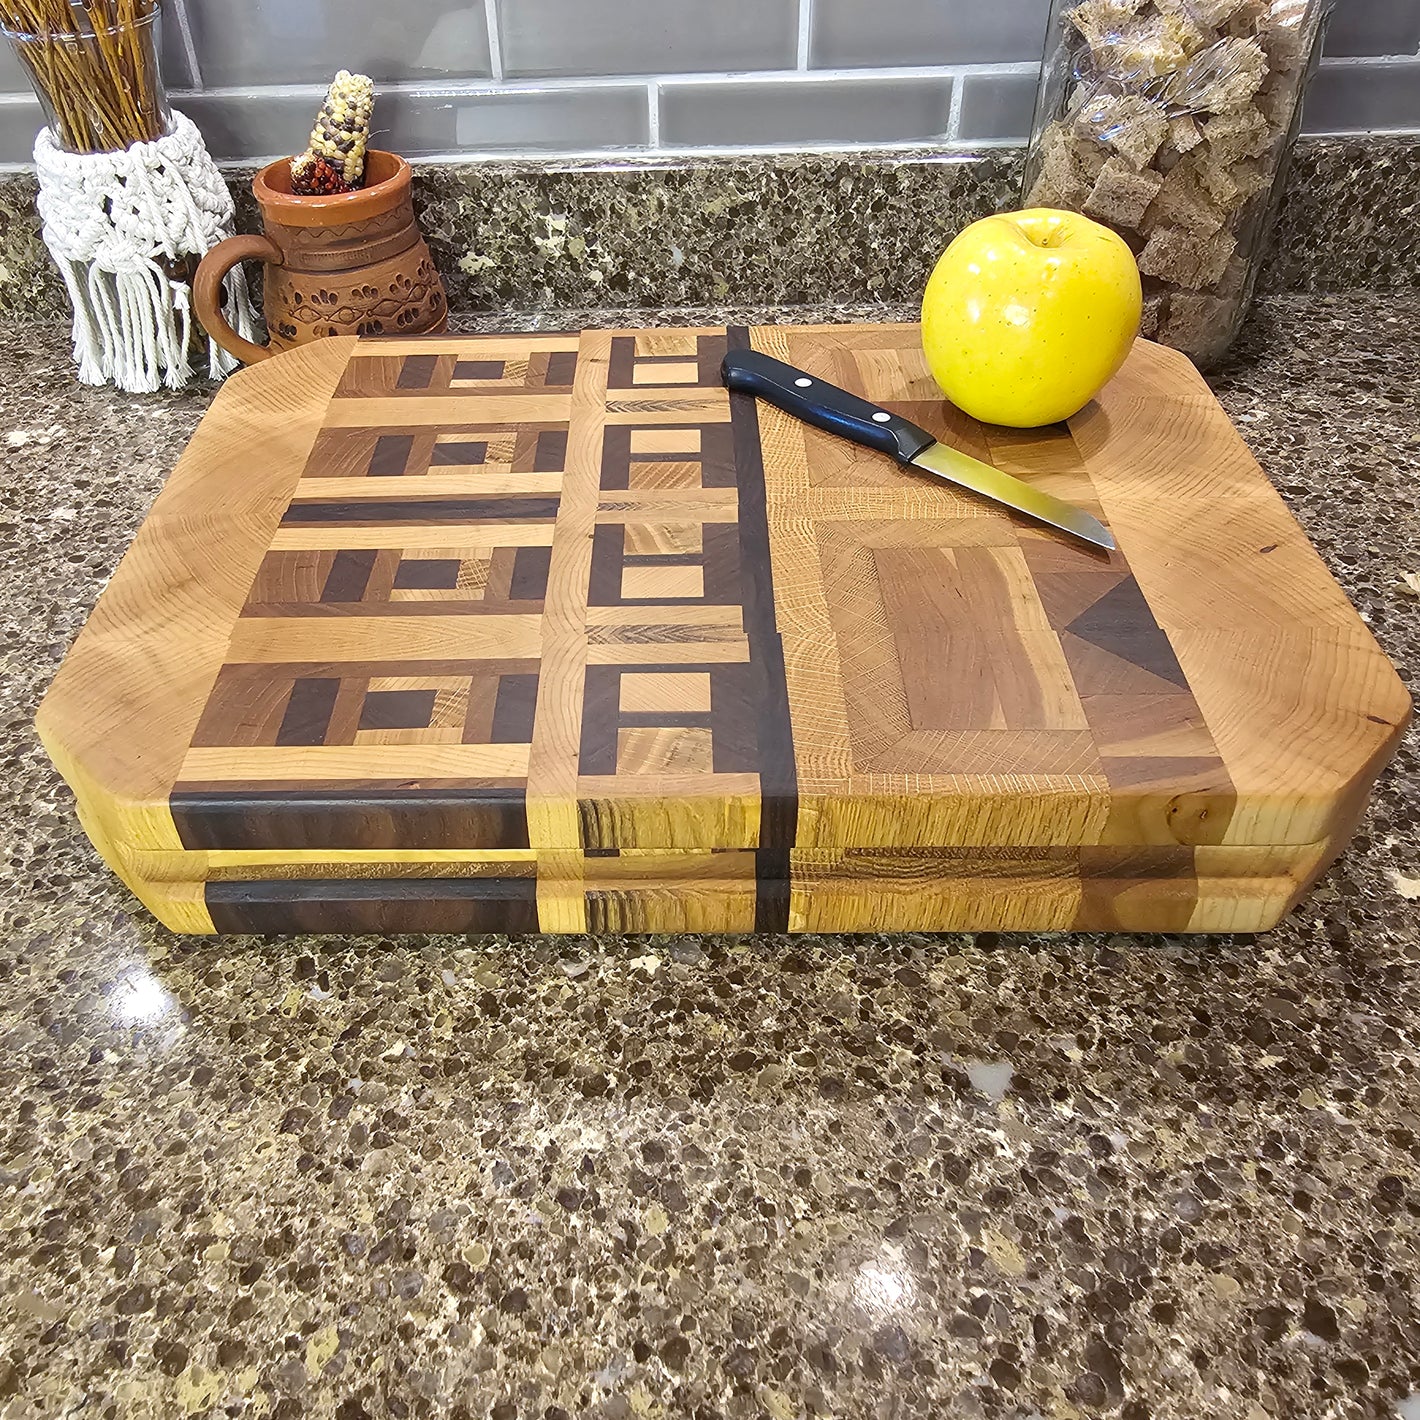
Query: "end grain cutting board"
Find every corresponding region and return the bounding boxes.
[36,325,1410,935]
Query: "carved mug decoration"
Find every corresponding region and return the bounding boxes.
[194,150,447,365]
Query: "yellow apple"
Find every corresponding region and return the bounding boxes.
[921,208,1142,429]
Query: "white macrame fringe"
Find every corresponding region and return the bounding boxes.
[34,109,258,394]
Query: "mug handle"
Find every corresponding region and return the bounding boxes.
[194,234,284,367]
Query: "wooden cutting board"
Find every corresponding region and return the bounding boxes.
[37,324,1409,935]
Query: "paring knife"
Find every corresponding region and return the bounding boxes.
[721,349,1116,553]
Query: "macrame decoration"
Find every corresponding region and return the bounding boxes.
[33,109,258,393]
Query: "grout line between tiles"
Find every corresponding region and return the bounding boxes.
[166,0,204,91]
[797,0,813,71]
[484,0,504,83]
[1316,53,1420,66]
[160,61,1041,105]
[946,74,965,142]
[195,138,1024,171]
[0,126,1411,176]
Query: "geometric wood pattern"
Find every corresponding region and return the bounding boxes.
[35,325,1411,935]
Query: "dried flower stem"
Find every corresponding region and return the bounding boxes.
[1,0,165,152]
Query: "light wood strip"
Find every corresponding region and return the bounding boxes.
[122,846,540,883]
[225,614,542,663]
[751,326,856,808]
[634,331,705,356]
[578,775,761,850]
[617,725,714,773]
[582,850,757,878]
[598,488,739,511]
[532,850,590,933]
[368,546,503,563]
[621,563,704,599]
[585,642,749,665]
[528,330,613,911]
[572,848,760,932]
[586,604,742,628]
[623,522,703,555]
[323,396,572,428]
[855,730,1100,778]
[201,861,537,882]
[534,845,757,933]
[790,868,1083,933]
[796,778,1109,850]
[620,670,713,713]
[583,884,758,932]
[290,473,564,499]
[596,504,738,526]
[787,842,1333,933]
[269,523,556,551]
[628,428,701,454]
[799,489,1015,523]
[180,743,530,783]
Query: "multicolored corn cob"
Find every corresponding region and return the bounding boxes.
[290,70,375,196]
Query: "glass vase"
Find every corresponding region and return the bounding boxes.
[1023,0,1332,368]
[3,1,172,155]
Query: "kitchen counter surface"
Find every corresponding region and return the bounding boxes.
[1,296,1418,1420]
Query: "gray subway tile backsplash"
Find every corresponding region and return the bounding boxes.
[1304,59,1420,134]
[661,77,954,149]
[501,0,798,79]
[182,84,647,161]
[0,0,1415,167]
[956,71,1038,143]
[1324,0,1420,58]
[367,85,649,155]
[1,5,194,93]
[175,91,325,162]
[0,95,42,163]
[811,0,1051,68]
[448,87,650,152]
[185,0,491,88]
[0,41,28,92]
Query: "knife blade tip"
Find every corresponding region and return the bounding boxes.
[1079,516,1117,553]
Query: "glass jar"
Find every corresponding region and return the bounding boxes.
[1023,0,1331,367]
[3,1,171,154]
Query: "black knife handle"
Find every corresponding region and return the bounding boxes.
[722,349,936,465]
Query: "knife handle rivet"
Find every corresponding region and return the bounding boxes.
[872,411,891,423]
[794,377,812,388]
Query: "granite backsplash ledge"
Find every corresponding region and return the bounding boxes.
[1,136,1418,324]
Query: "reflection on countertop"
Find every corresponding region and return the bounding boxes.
[1,296,1418,1419]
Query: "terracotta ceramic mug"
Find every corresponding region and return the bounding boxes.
[194,150,447,365]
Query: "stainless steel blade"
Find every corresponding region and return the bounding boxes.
[909,441,1117,552]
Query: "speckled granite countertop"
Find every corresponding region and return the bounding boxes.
[2,296,1418,1420]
